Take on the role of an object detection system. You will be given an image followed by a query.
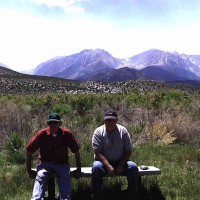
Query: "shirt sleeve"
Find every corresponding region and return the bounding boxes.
[64,130,80,153]
[92,128,103,153]
[122,127,132,152]
[26,130,42,153]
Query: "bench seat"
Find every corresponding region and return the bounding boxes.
[32,166,161,177]
[31,166,161,199]
[70,166,161,177]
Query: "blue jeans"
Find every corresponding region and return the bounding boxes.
[31,162,71,200]
[91,160,139,196]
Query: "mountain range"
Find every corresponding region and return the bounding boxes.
[1,62,200,95]
[2,48,200,88]
[1,64,200,95]
[32,49,200,87]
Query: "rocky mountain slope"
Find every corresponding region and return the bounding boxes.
[0,66,200,95]
[35,49,122,79]
[34,49,200,83]
[0,66,22,76]
[2,48,200,95]
[78,67,147,81]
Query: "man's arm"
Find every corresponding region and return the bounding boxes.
[26,151,32,173]
[75,150,81,170]
[116,128,133,173]
[26,151,36,179]
[95,152,115,175]
[119,150,132,166]
[73,150,82,179]
[116,150,132,173]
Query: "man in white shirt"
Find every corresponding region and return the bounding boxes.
[91,109,139,200]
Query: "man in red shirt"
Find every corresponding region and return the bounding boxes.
[26,112,81,200]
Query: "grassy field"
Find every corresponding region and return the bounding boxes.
[0,90,200,199]
[0,144,199,200]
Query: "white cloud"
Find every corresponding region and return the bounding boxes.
[30,0,88,13]
[0,8,121,70]
[1,1,200,72]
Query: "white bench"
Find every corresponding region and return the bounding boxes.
[32,166,161,199]
[70,166,161,177]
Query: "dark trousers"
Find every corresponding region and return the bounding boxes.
[91,160,139,196]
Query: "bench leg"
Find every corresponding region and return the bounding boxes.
[139,176,142,187]
[48,178,55,200]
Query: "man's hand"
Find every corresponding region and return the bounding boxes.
[106,164,115,176]
[27,169,37,179]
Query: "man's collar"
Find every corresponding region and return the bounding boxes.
[46,127,62,135]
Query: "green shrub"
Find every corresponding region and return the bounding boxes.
[52,103,72,116]
[70,95,95,115]
[5,132,25,164]
[0,151,6,166]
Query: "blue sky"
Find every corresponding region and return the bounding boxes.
[1,0,200,71]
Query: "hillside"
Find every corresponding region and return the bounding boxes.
[2,49,200,89]
[77,67,147,81]
[0,66,200,95]
[0,66,22,76]
[0,77,199,95]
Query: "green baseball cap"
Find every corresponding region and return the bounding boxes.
[47,112,61,122]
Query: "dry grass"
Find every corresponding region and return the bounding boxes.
[0,91,200,200]
[0,91,200,150]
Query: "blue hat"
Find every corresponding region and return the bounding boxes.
[104,109,118,120]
